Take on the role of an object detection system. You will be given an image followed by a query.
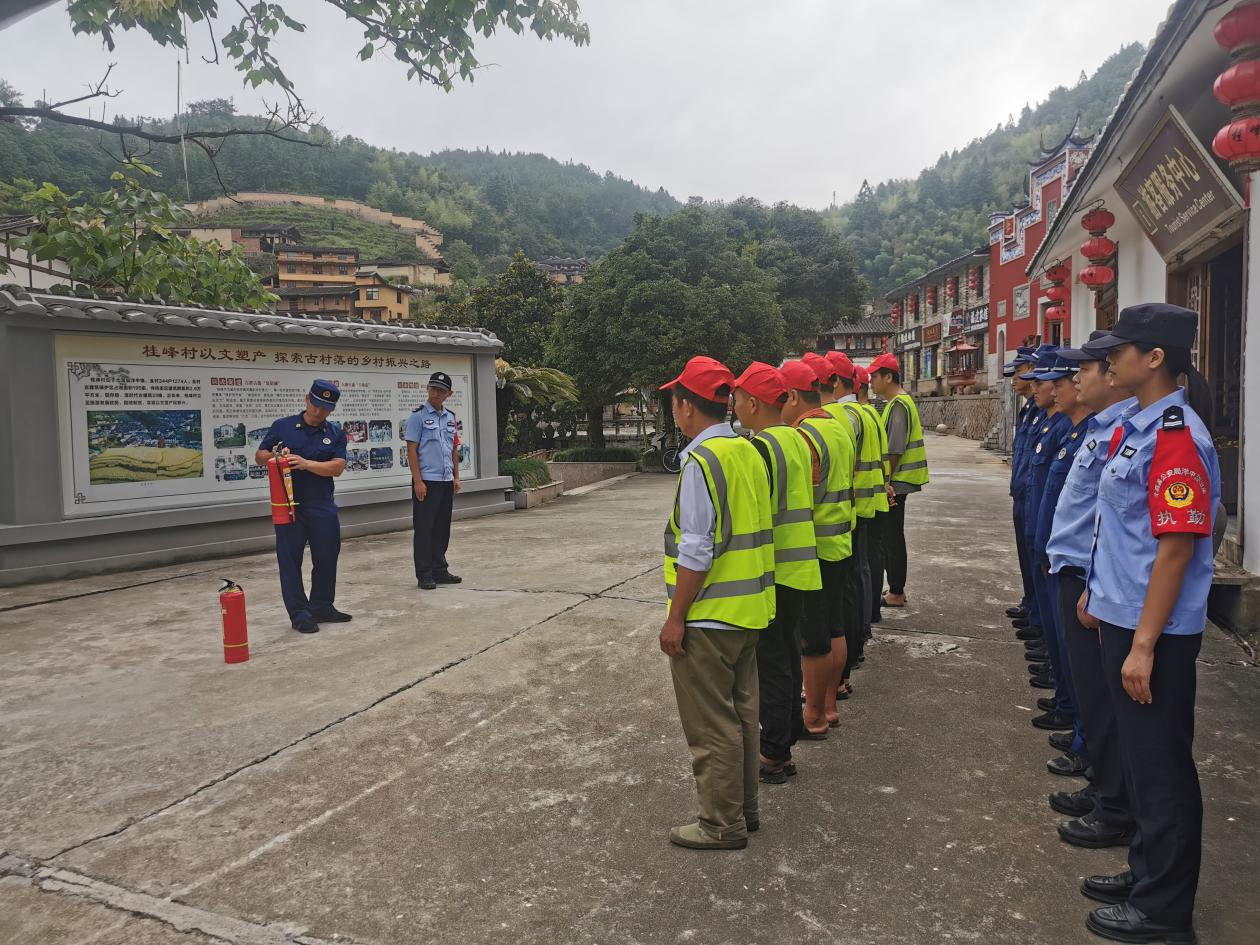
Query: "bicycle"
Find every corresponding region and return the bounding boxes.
[648,429,689,474]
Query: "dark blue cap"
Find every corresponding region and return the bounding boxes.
[309,379,340,410]
[1059,330,1115,363]
[1002,360,1018,377]
[1080,303,1198,353]
[428,371,453,391]
[1026,346,1073,381]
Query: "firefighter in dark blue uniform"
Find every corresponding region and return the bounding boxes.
[1007,346,1039,626]
[256,380,351,634]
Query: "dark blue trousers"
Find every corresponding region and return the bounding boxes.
[1101,623,1202,929]
[1012,494,1038,621]
[274,506,341,622]
[1042,571,1086,760]
[1057,570,1130,830]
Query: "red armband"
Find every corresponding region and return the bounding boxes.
[1148,407,1211,537]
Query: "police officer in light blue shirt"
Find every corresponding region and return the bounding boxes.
[1074,305,1220,945]
[1041,332,1138,850]
[256,379,351,634]
[404,371,462,590]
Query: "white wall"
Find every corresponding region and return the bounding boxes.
[1243,174,1260,573]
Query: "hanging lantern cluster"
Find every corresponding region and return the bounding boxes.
[926,284,938,309]
[1043,260,1070,322]
[1078,204,1116,292]
[908,294,919,315]
[891,301,901,323]
[967,267,979,291]
[946,275,958,300]
[1213,1,1260,172]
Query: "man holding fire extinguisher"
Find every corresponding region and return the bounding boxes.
[255,380,351,634]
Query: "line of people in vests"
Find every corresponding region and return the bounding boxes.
[1005,304,1221,945]
[656,348,928,851]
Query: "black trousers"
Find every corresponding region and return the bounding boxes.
[854,516,873,646]
[757,585,805,762]
[1057,571,1131,830]
[868,510,886,621]
[412,479,454,579]
[1012,491,1035,610]
[876,493,909,596]
[845,520,871,675]
[1101,622,1202,928]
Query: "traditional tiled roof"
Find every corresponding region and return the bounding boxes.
[0,287,501,349]
[0,215,35,235]
[273,245,359,255]
[823,315,896,335]
[276,285,358,298]
[883,247,988,299]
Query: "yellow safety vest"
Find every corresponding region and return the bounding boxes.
[882,392,930,487]
[664,435,776,629]
[795,415,856,562]
[858,401,891,513]
[835,401,888,518]
[753,425,822,592]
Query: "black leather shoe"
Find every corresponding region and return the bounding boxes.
[1006,605,1027,618]
[417,576,437,590]
[1032,710,1075,730]
[293,617,320,634]
[1025,637,1046,650]
[1024,645,1048,660]
[1016,625,1043,641]
[1037,696,1058,712]
[434,571,462,584]
[1048,730,1073,751]
[1086,902,1196,943]
[1047,751,1089,777]
[1081,870,1135,905]
[1060,812,1133,849]
[1012,617,1031,629]
[311,608,352,623]
[1027,661,1051,675]
[1030,672,1056,689]
[1049,785,1095,817]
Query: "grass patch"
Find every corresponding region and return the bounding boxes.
[500,457,552,491]
[550,446,639,463]
[194,205,422,260]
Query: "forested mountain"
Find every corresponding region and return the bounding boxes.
[0,94,679,271]
[824,43,1145,297]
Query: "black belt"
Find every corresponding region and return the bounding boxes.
[1060,566,1086,578]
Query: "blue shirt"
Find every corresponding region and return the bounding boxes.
[1023,410,1069,546]
[1033,413,1093,568]
[259,413,348,510]
[404,401,458,481]
[1086,389,1220,635]
[1011,401,1043,497]
[1046,398,1136,574]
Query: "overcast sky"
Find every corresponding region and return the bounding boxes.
[3,0,1167,208]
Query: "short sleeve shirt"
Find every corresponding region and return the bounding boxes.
[404,402,459,481]
[259,413,348,510]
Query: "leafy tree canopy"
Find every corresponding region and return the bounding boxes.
[450,250,565,364]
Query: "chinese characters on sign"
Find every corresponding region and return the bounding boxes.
[1116,107,1245,260]
[964,304,989,333]
[922,323,942,345]
[57,334,477,517]
[896,326,922,352]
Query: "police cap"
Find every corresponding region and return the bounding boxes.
[1058,330,1116,363]
[1080,303,1198,353]
[309,379,340,410]
[428,371,454,391]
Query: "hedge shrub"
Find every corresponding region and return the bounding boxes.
[499,457,552,491]
[549,446,639,463]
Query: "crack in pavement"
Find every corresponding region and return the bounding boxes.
[0,566,231,614]
[43,562,665,864]
[0,853,374,945]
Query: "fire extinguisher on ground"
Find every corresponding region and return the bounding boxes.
[267,451,296,525]
[220,579,249,664]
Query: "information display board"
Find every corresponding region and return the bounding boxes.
[55,334,476,517]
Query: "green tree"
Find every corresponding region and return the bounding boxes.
[452,250,565,364]
[3,165,274,309]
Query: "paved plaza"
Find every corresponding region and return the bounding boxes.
[1,437,1257,945]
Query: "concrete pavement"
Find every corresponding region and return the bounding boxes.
[1,436,1257,944]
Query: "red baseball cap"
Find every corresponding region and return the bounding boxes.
[660,355,735,400]
[779,360,819,393]
[801,351,839,384]
[869,353,900,374]
[825,350,856,380]
[854,364,870,387]
[733,361,788,405]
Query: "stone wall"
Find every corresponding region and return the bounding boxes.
[546,462,638,490]
[915,392,1002,441]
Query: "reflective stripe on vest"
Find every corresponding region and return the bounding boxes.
[796,417,855,562]
[663,436,777,629]
[755,425,822,592]
[841,401,888,518]
[859,401,891,512]
[882,393,930,487]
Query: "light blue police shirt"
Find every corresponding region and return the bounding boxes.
[1086,389,1220,635]
[404,402,458,481]
[1046,397,1136,574]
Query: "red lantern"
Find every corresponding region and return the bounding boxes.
[909,295,918,314]
[1079,265,1116,290]
[1044,305,1068,322]
[1215,58,1260,109]
[967,268,978,291]
[926,284,938,307]
[891,301,901,320]
[1213,115,1260,172]
[947,276,958,299]
[1215,0,1260,55]
[1044,284,1069,304]
[1081,209,1116,235]
[1044,262,1071,284]
[1081,236,1117,261]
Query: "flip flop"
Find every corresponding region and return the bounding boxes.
[881,594,906,608]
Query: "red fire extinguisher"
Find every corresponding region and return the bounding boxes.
[219,579,249,664]
[267,452,296,525]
